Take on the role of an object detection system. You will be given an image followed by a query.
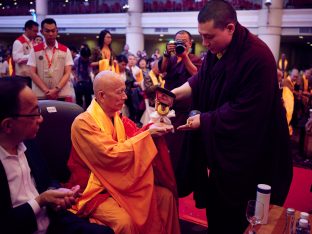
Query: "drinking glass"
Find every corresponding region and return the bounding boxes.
[246,200,264,234]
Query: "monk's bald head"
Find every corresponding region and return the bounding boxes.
[93,71,123,97]
[93,71,127,116]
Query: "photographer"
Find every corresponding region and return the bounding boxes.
[73,46,93,109]
[158,30,202,195]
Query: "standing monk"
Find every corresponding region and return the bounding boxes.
[173,1,292,233]
[66,70,180,234]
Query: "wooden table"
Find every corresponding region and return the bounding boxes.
[244,205,312,234]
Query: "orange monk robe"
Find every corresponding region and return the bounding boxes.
[101,46,111,60]
[67,99,180,234]
[136,69,144,83]
[99,47,119,73]
[99,59,119,73]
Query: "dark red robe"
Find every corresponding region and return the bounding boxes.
[185,23,293,233]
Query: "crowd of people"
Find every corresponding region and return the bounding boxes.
[0,0,311,233]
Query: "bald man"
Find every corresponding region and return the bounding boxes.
[66,71,180,234]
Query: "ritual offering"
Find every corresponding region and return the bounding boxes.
[150,87,176,126]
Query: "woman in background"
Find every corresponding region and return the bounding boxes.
[91,30,117,75]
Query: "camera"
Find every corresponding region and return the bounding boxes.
[174,40,186,55]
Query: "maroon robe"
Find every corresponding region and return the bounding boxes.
[185,23,293,233]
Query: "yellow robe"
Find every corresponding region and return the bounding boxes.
[282,86,294,135]
[69,99,180,234]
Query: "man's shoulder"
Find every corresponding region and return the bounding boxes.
[72,111,94,128]
[58,43,68,52]
[16,35,27,43]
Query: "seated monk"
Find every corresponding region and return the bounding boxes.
[66,70,180,234]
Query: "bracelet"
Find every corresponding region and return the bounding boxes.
[55,86,61,92]
[163,50,170,58]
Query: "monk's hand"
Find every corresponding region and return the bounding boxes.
[149,123,174,137]
[35,186,79,211]
[177,114,200,131]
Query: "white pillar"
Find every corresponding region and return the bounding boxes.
[257,0,283,62]
[36,0,48,25]
[126,0,144,55]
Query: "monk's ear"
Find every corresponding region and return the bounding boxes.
[226,23,235,35]
[98,90,106,100]
[0,118,13,134]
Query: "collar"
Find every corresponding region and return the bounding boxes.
[22,34,31,43]
[0,142,27,160]
[43,40,59,50]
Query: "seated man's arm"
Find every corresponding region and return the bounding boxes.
[0,202,38,234]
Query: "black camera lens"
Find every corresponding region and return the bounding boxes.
[174,40,185,55]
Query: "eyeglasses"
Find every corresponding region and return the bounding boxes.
[11,107,42,118]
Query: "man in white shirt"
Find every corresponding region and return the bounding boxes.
[0,78,114,234]
[27,18,74,101]
[0,56,9,77]
[12,20,39,87]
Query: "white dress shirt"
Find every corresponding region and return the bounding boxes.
[0,143,49,234]
[12,34,33,76]
[27,40,73,68]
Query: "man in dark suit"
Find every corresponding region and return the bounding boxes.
[0,78,113,234]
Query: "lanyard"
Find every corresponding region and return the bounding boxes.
[45,47,56,69]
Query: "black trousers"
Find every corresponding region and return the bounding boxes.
[48,210,114,234]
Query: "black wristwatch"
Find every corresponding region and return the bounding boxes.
[163,50,170,58]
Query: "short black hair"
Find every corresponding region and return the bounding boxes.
[68,46,78,54]
[0,78,27,122]
[175,30,193,42]
[198,0,237,29]
[24,20,39,30]
[116,54,128,64]
[41,18,57,29]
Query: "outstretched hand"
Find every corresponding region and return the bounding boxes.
[149,123,174,137]
[177,114,200,131]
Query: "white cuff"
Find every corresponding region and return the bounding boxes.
[27,199,41,216]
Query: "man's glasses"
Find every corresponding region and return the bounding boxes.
[11,107,42,118]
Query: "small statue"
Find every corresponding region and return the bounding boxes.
[150,87,176,127]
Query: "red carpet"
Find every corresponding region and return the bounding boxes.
[179,167,312,227]
[179,194,207,227]
[283,166,312,212]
